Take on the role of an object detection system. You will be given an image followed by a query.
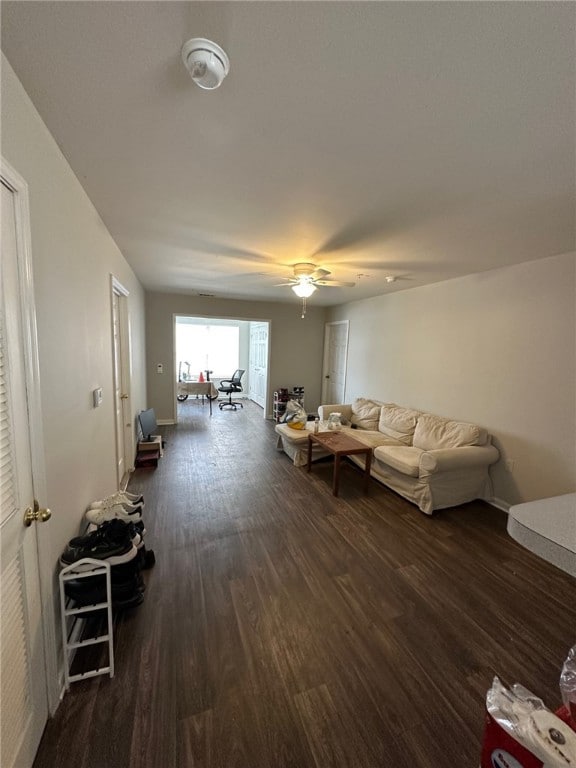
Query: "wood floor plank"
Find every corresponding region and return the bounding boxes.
[34,400,576,768]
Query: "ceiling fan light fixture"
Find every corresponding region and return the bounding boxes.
[182,38,230,90]
[292,282,317,298]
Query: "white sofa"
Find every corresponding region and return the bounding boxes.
[275,398,499,515]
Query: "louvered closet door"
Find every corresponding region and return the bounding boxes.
[0,181,48,768]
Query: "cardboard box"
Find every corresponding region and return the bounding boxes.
[138,435,163,457]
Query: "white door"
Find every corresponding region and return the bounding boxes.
[322,320,349,404]
[0,179,49,768]
[111,279,133,485]
[248,322,268,409]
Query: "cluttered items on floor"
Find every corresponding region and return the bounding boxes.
[58,490,155,687]
[480,645,576,767]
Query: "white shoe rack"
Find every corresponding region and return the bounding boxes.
[59,558,115,689]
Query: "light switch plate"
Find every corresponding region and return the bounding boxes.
[93,388,103,408]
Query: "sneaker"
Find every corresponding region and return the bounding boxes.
[64,573,143,605]
[69,519,136,549]
[60,537,138,569]
[89,491,144,509]
[85,503,143,525]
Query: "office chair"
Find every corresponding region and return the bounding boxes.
[218,369,245,410]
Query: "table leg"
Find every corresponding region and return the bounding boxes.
[209,396,212,416]
[364,449,372,494]
[333,454,341,497]
[307,436,313,472]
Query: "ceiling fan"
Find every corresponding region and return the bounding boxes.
[275,263,356,298]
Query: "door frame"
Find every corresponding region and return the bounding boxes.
[321,320,349,404]
[1,158,59,714]
[110,276,134,483]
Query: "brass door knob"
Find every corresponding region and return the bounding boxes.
[23,501,51,527]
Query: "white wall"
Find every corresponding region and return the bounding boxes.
[146,292,327,421]
[1,55,147,681]
[328,252,575,507]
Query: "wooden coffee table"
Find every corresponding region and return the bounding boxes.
[307,431,372,497]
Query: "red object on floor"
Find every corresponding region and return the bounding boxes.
[480,710,543,768]
[135,449,160,468]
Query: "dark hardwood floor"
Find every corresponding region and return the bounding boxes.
[35,400,576,767]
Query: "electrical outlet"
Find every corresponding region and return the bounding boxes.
[505,459,515,472]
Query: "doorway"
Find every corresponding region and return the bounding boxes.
[321,320,349,404]
[111,277,133,486]
[174,316,270,419]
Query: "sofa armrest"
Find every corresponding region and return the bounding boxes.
[318,404,353,421]
[419,445,500,474]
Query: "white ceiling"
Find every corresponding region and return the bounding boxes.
[2,1,574,307]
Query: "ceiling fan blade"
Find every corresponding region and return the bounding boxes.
[311,267,331,280]
[273,282,297,287]
[315,279,356,287]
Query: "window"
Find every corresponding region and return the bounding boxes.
[175,323,239,378]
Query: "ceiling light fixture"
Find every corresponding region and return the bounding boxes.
[181,38,230,90]
[291,282,317,299]
[291,281,317,319]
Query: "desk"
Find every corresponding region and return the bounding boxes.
[307,431,372,497]
[177,381,219,415]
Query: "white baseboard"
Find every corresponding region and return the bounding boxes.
[488,496,510,513]
[156,419,175,425]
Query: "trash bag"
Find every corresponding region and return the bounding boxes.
[282,399,307,429]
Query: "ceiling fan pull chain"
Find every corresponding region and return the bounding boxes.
[301,296,307,319]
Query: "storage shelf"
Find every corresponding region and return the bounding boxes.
[59,558,115,689]
[273,389,305,423]
[64,601,108,616]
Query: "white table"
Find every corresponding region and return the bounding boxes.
[177,381,219,414]
[507,493,576,577]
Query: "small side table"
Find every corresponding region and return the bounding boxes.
[307,431,372,497]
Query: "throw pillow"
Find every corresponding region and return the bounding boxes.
[350,398,381,430]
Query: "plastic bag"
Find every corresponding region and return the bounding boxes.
[560,644,576,724]
[484,676,576,766]
[283,399,307,430]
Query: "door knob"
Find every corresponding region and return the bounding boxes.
[23,500,51,527]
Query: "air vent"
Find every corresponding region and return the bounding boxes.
[198,293,215,298]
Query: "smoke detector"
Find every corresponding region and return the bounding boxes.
[181,38,230,90]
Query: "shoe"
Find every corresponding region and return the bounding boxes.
[85,503,143,525]
[60,539,138,569]
[69,519,138,549]
[85,519,147,538]
[62,518,139,567]
[120,490,145,503]
[89,492,144,510]
[64,571,144,605]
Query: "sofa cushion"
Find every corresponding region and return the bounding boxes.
[378,405,420,445]
[413,414,487,451]
[341,427,402,449]
[350,398,381,430]
[373,445,423,477]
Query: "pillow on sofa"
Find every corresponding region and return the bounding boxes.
[413,414,487,450]
[350,398,381,430]
[378,405,420,446]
